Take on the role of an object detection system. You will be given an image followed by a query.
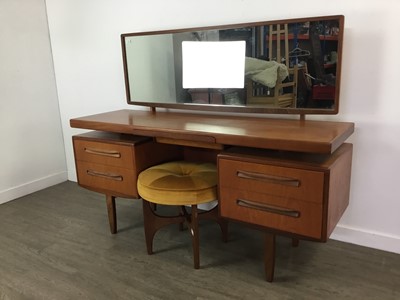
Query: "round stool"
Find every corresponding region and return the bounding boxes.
[137,160,228,269]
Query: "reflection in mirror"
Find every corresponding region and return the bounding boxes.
[121,15,344,114]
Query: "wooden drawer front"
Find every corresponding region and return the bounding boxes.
[74,139,134,168]
[220,188,323,239]
[219,159,324,203]
[76,161,137,197]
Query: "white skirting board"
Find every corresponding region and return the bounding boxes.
[0,172,68,205]
[331,225,400,255]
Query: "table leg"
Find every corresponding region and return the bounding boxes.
[264,232,276,282]
[106,195,117,234]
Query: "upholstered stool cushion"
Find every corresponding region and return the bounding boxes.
[137,161,217,205]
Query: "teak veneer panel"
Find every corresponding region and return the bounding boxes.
[70,109,354,154]
[218,143,353,241]
[73,131,181,198]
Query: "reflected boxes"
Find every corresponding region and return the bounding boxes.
[188,89,223,104]
[312,85,335,100]
[189,89,245,105]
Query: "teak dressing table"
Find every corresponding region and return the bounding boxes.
[70,109,354,281]
[71,15,351,281]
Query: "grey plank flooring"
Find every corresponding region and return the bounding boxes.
[0,181,399,299]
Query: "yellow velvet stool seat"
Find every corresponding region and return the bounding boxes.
[137,161,218,205]
[137,161,228,269]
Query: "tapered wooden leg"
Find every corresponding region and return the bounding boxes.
[106,195,117,234]
[190,205,200,269]
[142,200,156,254]
[264,232,276,282]
[219,218,229,242]
[178,207,185,231]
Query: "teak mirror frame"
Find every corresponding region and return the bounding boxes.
[121,15,344,116]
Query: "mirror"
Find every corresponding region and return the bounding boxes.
[121,15,344,115]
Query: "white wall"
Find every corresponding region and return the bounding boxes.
[46,0,400,254]
[0,0,67,204]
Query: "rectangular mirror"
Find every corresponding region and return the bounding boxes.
[121,15,344,115]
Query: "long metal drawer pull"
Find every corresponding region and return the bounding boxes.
[87,170,123,181]
[84,147,121,158]
[236,199,300,218]
[237,170,300,187]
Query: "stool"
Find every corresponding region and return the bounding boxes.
[137,160,228,269]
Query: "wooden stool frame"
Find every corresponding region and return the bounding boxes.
[142,200,228,269]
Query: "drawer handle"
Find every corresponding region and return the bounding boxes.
[84,147,121,158]
[236,199,300,218]
[237,170,300,187]
[87,170,123,181]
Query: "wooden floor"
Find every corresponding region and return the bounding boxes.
[0,181,399,299]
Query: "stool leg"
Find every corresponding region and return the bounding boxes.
[142,199,187,255]
[219,217,229,243]
[190,205,200,269]
[142,200,156,254]
[178,207,185,231]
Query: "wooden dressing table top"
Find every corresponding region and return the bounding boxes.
[70,109,354,154]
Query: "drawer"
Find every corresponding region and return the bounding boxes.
[218,158,324,203]
[219,188,323,239]
[76,161,138,198]
[73,132,184,198]
[74,139,134,168]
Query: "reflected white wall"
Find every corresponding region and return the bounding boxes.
[125,34,176,102]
